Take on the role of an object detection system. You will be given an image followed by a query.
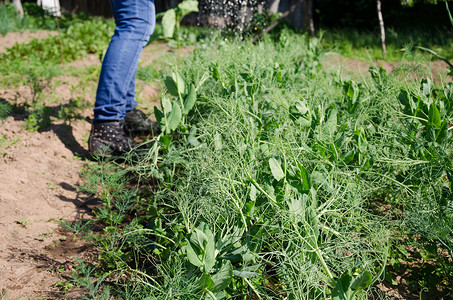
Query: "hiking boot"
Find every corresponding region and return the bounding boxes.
[88,120,137,157]
[124,108,159,135]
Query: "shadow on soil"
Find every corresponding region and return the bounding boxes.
[1,97,91,158]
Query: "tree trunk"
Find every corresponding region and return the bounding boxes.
[308,0,315,37]
[376,0,386,59]
[13,0,24,18]
[269,0,280,14]
[303,0,308,31]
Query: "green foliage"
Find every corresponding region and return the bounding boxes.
[0,2,29,36]
[24,102,52,132]
[2,18,113,64]
[0,2,98,36]
[68,27,452,299]
[158,0,199,39]
[154,71,197,134]
[157,0,199,53]
[0,18,112,88]
[332,270,372,300]
[323,27,453,61]
[0,101,12,121]
[137,64,160,82]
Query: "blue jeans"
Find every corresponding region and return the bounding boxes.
[94,0,155,121]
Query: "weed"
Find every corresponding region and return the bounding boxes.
[0,134,19,157]
[54,280,74,293]
[0,3,28,36]
[46,182,59,190]
[70,258,112,300]
[16,217,31,228]
[0,101,12,121]
[137,64,160,82]
[61,219,93,241]
[56,97,91,124]
[24,103,52,132]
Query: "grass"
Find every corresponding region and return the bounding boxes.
[0,2,103,36]
[322,27,453,62]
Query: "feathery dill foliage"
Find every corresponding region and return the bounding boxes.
[80,29,452,298]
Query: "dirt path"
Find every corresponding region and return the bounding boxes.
[0,35,165,298]
[0,114,92,299]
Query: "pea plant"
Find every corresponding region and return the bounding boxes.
[75,29,452,299]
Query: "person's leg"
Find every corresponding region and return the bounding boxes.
[125,72,138,112]
[94,0,155,121]
[89,0,155,155]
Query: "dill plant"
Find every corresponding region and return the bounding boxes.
[76,27,453,298]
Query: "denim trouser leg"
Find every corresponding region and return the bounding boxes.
[94,0,155,121]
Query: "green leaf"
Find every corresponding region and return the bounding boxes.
[297,164,311,191]
[332,271,353,300]
[244,200,255,217]
[200,273,214,290]
[190,228,209,251]
[183,84,197,114]
[325,108,338,136]
[202,226,216,273]
[161,96,172,113]
[164,72,185,97]
[428,103,441,129]
[164,76,179,97]
[210,63,220,80]
[162,9,176,38]
[173,72,186,95]
[167,102,182,132]
[211,260,233,292]
[350,271,372,291]
[232,270,260,278]
[233,265,260,278]
[186,240,203,267]
[421,78,433,98]
[188,127,201,147]
[343,80,361,113]
[159,135,172,147]
[436,120,449,143]
[189,223,216,274]
[269,157,285,181]
[154,106,165,129]
[289,99,311,127]
[250,184,257,202]
[342,150,355,165]
[178,0,199,17]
